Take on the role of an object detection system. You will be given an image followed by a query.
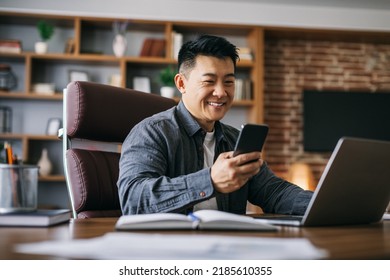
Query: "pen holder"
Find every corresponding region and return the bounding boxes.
[0,164,38,213]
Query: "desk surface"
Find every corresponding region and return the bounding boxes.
[1,218,390,260]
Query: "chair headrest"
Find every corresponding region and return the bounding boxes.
[66,81,177,143]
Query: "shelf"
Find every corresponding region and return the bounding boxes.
[0,11,264,210]
[0,133,24,140]
[0,92,63,100]
[24,134,60,141]
[233,99,255,106]
[39,175,65,182]
[0,134,60,142]
[0,52,25,59]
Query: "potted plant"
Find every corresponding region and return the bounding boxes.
[159,65,176,98]
[35,20,54,54]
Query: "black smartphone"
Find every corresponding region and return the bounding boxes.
[233,124,269,157]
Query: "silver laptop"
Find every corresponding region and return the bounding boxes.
[256,137,390,227]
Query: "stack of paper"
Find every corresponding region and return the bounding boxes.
[15,232,327,259]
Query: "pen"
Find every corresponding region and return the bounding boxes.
[5,142,13,165]
[188,212,200,222]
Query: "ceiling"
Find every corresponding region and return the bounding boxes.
[193,0,390,10]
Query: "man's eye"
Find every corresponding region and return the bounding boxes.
[203,80,215,84]
[225,80,235,86]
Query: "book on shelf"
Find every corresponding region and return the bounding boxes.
[139,38,166,57]
[150,39,166,57]
[234,78,252,100]
[0,39,22,54]
[115,209,278,231]
[139,38,154,56]
[32,83,55,95]
[237,47,253,61]
[171,31,183,60]
[0,209,71,227]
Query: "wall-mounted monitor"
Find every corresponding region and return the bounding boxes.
[303,90,390,152]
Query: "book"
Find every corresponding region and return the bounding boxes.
[234,78,252,100]
[0,39,22,54]
[0,209,71,227]
[235,78,244,100]
[139,38,154,56]
[149,39,166,57]
[171,31,183,59]
[237,47,253,61]
[139,38,166,57]
[32,83,55,95]
[115,209,278,231]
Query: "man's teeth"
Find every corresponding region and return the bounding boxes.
[208,102,224,107]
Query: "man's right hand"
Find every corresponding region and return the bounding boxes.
[210,151,263,193]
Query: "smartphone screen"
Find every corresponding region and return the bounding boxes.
[233,124,269,157]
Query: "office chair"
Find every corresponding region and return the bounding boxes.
[62,81,176,218]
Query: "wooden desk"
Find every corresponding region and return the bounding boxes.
[1,218,390,259]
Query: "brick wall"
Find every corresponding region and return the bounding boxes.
[263,39,390,184]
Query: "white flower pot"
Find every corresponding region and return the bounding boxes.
[160,86,175,98]
[35,41,48,54]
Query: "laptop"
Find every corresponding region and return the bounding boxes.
[256,137,390,227]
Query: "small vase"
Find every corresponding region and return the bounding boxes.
[35,41,48,54]
[113,34,127,57]
[37,148,52,176]
[160,86,175,98]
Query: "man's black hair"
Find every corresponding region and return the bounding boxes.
[178,34,239,73]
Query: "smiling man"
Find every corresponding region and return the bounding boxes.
[118,35,312,215]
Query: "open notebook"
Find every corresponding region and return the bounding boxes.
[256,137,390,226]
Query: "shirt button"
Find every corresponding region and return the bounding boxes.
[199,191,206,197]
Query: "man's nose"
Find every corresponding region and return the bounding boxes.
[213,83,228,98]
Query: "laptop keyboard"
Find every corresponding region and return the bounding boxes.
[255,215,303,221]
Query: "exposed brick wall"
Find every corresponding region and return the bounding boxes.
[263,39,390,184]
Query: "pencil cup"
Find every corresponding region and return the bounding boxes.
[0,164,38,213]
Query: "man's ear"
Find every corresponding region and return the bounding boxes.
[174,73,186,94]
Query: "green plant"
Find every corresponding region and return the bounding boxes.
[159,65,176,87]
[37,20,54,41]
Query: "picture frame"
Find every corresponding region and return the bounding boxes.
[46,118,62,136]
[133,76,151,93]
[109,74,122,87]
[64,38,75,54]
[69,70,89,83]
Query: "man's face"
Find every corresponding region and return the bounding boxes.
[176,55,235,132]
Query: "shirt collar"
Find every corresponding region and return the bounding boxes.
[176,101,202,137]
[176,101,226,144]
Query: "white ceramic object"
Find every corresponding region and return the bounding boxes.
[113,34,127,57]
[37,148,52,176]
[35,41,48,54]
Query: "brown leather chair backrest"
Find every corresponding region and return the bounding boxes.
[64,81,176,218]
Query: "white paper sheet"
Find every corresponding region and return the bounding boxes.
[15,232,327,260]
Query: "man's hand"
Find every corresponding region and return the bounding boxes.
[210,151,263,193]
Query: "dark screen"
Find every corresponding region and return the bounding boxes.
[303,91,390,152]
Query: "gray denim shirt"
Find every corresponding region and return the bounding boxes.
[118,101,312,215]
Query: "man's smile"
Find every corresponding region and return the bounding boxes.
[207,101,226,107]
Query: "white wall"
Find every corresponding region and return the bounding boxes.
[1,0,390,31]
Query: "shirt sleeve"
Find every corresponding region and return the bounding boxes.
[247,162,313,215]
